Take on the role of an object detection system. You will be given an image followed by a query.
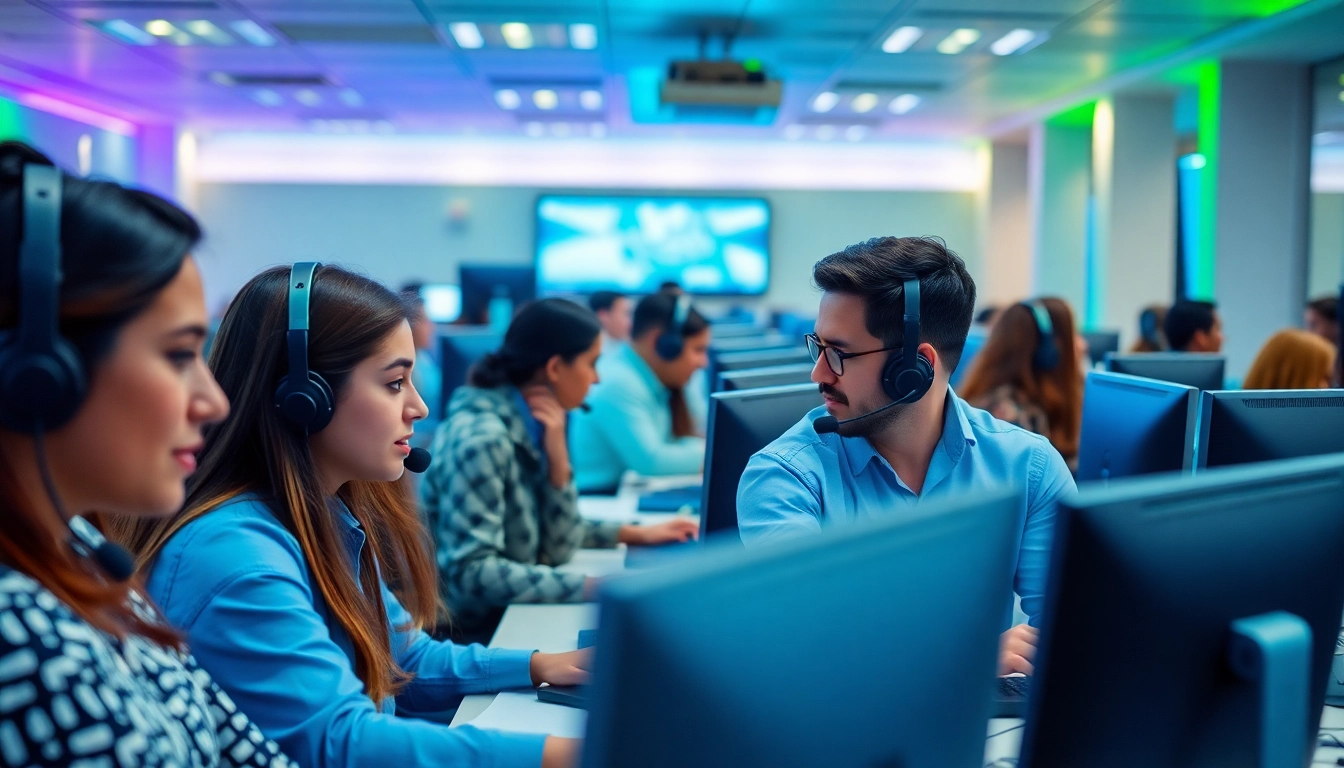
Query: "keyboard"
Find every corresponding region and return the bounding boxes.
[993,675,1031,718]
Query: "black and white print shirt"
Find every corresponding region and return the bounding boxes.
[0,566,295,768]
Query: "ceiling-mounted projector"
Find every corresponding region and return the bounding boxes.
[660,60,782,108]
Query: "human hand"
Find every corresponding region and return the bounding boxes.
[998,624,1038,676]
[618,518,699,546]
[522,384,567,434]
[531,648,593,687]
[541,737,581,768]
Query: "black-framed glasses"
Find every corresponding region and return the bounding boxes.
[805,333,899,377]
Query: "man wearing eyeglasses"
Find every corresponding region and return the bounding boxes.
[736,236,1074,675]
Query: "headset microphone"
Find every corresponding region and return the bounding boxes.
[813,398,910,434]
[404,447,432,473]
[68,516,135,582]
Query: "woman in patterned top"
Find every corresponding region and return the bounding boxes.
[422,299,698,640]
[0,141,293,767]
[958,298,1088,469]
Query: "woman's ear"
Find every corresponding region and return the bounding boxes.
[544,354,564,386]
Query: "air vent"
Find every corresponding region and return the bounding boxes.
[1243,398,1344,408]
[215,73,331,87]
[273,23,438,44]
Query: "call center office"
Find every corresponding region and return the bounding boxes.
[4,0,1344,766]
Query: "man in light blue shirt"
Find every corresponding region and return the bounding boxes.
[737,236,1074,673]
[572,292,712,492]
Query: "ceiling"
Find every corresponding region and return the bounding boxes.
[1,0,1342,140]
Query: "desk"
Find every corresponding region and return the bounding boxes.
[452,605,1344,765]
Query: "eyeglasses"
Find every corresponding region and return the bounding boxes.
[805,333,899,377]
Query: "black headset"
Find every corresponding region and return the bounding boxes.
[1023,300,1060,371]
[0,163,132,581]
[0,164,87,432]
[879,278,936,404]
[273,262,335,434]
[655,294,692,362]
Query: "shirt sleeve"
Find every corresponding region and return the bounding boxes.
[150,516,548,768]
[735,449,824,547]
[445,433,588,607]
[588,378,706,477]
[1017,441,1074,625]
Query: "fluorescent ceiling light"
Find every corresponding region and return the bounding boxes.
[532,89,558,110]
[524,121,545,137]
[579,90,603,110]
[845,125,867,142]
[185,20,232,45]
[230,20,276,46]
[253,89,283,106]
[501,22,533,49]
[1179,153,1207,170]
[889,93,921,114]
[811,91,839,113]
[569,23,598,50]
[448,22,483,49]
[936,28,980,54]
[881,26,922,53]
[495,89,522,110]
[99,20,156,45]
[990,29,1043,55]
[295,89,321,107]
[145,20,176,36]
[851,93,878,113]
[339,88,363,107]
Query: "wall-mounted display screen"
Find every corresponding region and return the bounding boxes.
[536,195,770,296]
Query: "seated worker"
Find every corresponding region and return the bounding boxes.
[589,290,633,354]
[1305,295,1339,347]
[959,298,1087,469]
[402,283,442,427]
[1164,299,1223,353]
[1243,328,1336,390]
[736,236,1075,674]
[571,293,711,493]
[1128,304,1168,352]
[423,298,697,641]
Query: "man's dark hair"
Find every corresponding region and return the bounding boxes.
[632,292,708,340]
[588,290,625,314]
[1308,296,1338,323]
[1164,300,1218,351]
[812,236,976,373]
[657,280,683,295]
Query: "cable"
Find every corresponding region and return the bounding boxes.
[31,427,69,520]
[987,723,1026,740]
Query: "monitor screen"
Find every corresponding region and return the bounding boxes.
[535,195,770,296]
[420,284,461,323]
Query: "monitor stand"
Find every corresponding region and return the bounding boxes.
[1228,611,1313,768]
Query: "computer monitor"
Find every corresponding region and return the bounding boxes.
[709,334,799,355]
[1020,454,1344,768]
[584,488,1020,768]
[1105,352,1225,390]
[458,265,536,325]
[708,322,763,339]
[1075,371,1199,483]
[709,349,813,393]
[437,329,501,412]
[701,383,822,540]
[1194,388,1344,470]
[420,284,461,323]
[717,363,815,392]
[1082,330,1120,367]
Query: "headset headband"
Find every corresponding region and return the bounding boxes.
[17,165,61,359]
[287,261,318,387]
[901,278,920,372]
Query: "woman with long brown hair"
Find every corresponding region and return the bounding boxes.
[958,298,1087,467]
[1244,328,1336,390]
[115,265,588,768]
[0,142,293,766]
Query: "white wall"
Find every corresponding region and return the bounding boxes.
[191,183,984,316]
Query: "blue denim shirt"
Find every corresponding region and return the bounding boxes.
[145,494,546,768]
[736,391,1073,625]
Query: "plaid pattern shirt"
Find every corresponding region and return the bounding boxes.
[422,386,622,631]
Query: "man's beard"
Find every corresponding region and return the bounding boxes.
[819,384,912,438]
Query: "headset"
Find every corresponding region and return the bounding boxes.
[1023,300,1060,371]
[273,262,336,434]
[655,294,692,362]
[879,278,936,404]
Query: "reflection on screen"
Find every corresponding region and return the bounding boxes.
[536,196,770,296]
[421,284,462,323]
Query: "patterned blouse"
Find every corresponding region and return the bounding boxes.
[0,565,294,768]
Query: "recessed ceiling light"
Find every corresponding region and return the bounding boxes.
[295,89,321,107]
[783,124,806,140]
[990,29,1044,55]
[448,22,484,49]
[811,91,839,113]
[495,89,522,110]
[851,93,878,113]
[579,89,603,110]
[889,93,921,114]
[881,26,922,53]
[569,23,598,50]
[185,20,232,45]
[96,19,156,45]
[145,19,176,36]
[524,121,545,137]
[533,89,558,109]
[816,125,837,141]
[230,20,276,46]
[339,88,363,107]
[590,123,606,138]
[501,22,534,49]
[845,125,868,142]
[252,89,283,106]
[936,28,981,54]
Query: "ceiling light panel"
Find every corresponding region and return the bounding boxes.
[500,22,533,49]
[881,26,922,53]
[936,28,981,55]
[811,91,839,113]
[990,29,1045,56]
[448,21,484,49]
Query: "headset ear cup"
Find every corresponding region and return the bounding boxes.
[1035,342,1060,371]
[274,372,335,433]
[880,351,935,404]
[655,333,683,362]
[0,334,86,432]
[306,372,335,432]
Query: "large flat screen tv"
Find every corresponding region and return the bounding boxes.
[535,195,770,296]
